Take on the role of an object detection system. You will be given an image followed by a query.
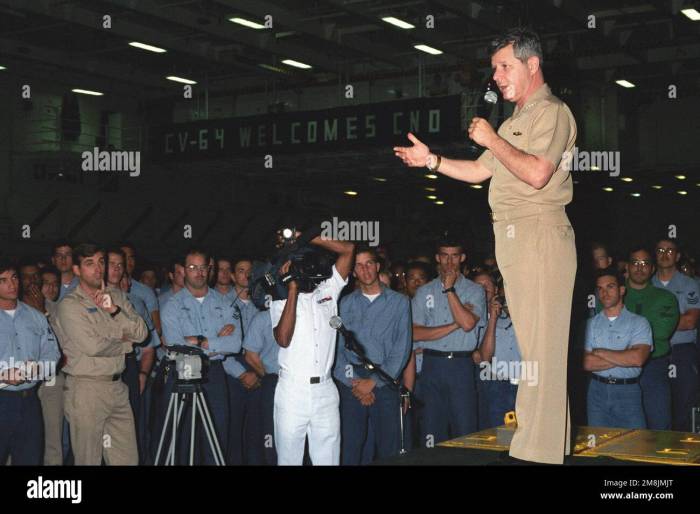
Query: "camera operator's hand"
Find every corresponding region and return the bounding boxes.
[239,371,260,390]
[218,324,235,337]
[279,260,292,276]
[279,260,298,291]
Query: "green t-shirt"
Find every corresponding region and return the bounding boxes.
[622,281,680,358]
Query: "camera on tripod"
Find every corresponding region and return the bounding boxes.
[165,345,207,381]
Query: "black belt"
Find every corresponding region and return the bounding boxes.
[0,387,37,398]
[591,374,639,385]
[424,349,474,359]
[67,374,121,381]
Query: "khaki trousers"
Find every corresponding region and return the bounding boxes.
[37,371,66,465]
[493,205,577,464]
[64,375,138,465]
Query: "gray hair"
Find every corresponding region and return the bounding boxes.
[490,27,543,65]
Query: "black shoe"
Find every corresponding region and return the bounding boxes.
[487,452,534,465]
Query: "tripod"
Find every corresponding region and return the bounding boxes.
[154,377,226,465]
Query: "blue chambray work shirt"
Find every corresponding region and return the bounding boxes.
[161,287,241,361]
[127,291,161,361]
[0,302,61,391]
[411,275,487,352]
[215,289,258,330]
[58,276,79,301]
[222,295,259,379]
[129,279,159,315]
[158,289,176,311]
[477,313,522,381]
[242,310,279,375]
[652,271,700,345]
[584,306,653,379]
[333,286,412,389]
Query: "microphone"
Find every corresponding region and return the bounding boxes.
[330,316,369,361]
[477,79,499,118]
[329,315,350,338]
[469,79,499,155]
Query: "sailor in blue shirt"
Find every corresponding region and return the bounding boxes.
[0,260,61,464]
[333,247,412,463]
[472,272,521,429]
[217,257,263,464]
[160,248,241,464]
[121,243,161,338]
[242,309,280,465]
[652,238,700,431]
[584,268,652,429]
[51,241,79,301]
[216,257,265,465]
[411,239,486,446]
[157,259,185,312]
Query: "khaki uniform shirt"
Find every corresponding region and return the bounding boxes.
[55,285,148,377]
[478,83,577,211]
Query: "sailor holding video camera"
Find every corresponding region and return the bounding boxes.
[270,228,353,465]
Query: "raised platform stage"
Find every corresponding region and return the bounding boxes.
[375,425,700,465]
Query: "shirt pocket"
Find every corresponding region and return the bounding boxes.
[17,324,43,359]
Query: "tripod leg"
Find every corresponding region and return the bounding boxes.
[169,393,184,465]
[197,391,226,465]
[399,392,406,455]
[190,393,198,466]
[154,392,176,465]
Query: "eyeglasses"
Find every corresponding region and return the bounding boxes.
[186,264,211,273]
[656,248,676,255]
[630,260,652,268]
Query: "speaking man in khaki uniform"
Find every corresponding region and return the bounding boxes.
[394,27,577,464]
[54,243,148,465]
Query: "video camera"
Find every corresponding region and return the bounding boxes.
[165,345,208,381]
[249,224,334,310]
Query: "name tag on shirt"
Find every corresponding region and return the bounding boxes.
[317,296,332,304]
[86,307,98,313]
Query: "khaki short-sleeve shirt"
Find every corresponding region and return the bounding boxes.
[477,83,577,211]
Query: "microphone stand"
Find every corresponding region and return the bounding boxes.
[342,329,413,455]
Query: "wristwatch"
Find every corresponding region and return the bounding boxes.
[426,153,442,172]
[442,286,456,294]
[109,305,122,318]
[196,335,205,347]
